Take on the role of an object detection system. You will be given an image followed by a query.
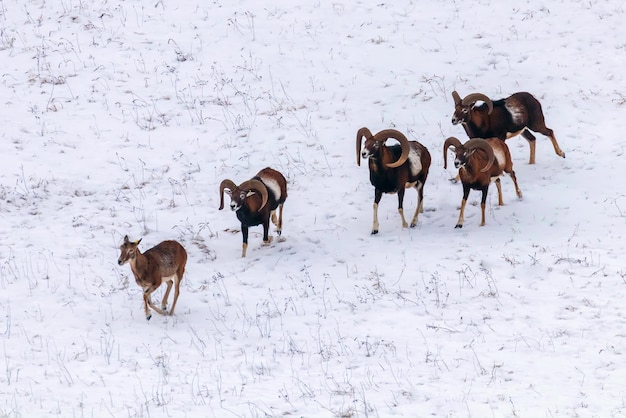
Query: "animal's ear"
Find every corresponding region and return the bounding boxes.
[246,190,256,198]
[136,238,142,245]
[123,235,130,243]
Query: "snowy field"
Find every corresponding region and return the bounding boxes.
[1,0,626,416]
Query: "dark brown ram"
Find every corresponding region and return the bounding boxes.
[451,91,565,164]
[219,167,287,257]
[356,127,431,234]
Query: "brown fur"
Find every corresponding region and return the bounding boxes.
[451,91,565,164]
[444,137,522,228]
[118,236,187,320]
[219,167,287,257]
[356,127,431,234]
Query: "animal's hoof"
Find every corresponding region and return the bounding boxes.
[449,178,459,184]
[410,223,417,228]
[146,314,152,321]
[371,230,378,235]
[276,230,282,236]
[455,224,463,229]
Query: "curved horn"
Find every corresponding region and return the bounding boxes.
[464,138,495,172]
[442,136,464,170]
[239,179,268,210]
[462,93,493,114]
[219,179,238,210]
[452,90,461,105]
[356,127,374,166]
[372,129,411,168]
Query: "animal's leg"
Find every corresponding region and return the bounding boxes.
[144,288,166,319]
[480,186,489,226]
[161,280,173,311]
[168,263,185,316]
[529,121,565,159]
[506,169,523,199]
[143,292,151,320]
[480,203,486,226]
[410,182,424,227]
[495,178,504,206]
[397,188,408,228]
[372,203,379,234]
[545,129,565,159]
[372,189,383,234]
[456,199,467,228]
[521,129,537,165]
[241,225,249,258]
[169,276,181,316]
[455,184,471,228]
[276,204,284,235]
[262,220,273,246]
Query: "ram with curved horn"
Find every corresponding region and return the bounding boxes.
[443,136,522,228]
[356,127,431,234]
[219,167,287,257]
[451,90,565,164]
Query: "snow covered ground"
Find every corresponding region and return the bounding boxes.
[1,0,625,416]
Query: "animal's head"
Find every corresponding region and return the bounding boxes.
[451,91,494,125]
[118,235,142,265]
[356,127,411,168]
[219,179,268,212]
[443,137,495,172]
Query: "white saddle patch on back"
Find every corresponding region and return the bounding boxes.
[492,147,506,171]
[505,102,525,125]
[260,176,282,200]
[408,148,423,177]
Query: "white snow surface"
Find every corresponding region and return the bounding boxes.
[1,0,625,417]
